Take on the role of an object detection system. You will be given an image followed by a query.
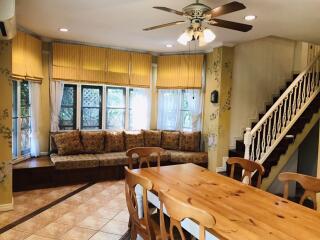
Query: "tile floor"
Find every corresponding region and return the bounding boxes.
[0,181,129,240]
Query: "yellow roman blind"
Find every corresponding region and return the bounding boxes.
[130,52,152,88]
[79,45,106,83]
[106,48,130,86]
[12,31,43,81]
[52,43,80,80]
[157,54,204,89]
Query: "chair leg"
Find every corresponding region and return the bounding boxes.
[130,225,137,240]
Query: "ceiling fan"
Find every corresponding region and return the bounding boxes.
[143,0,253,46]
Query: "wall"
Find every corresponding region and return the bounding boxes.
[297,122,319,177]
[0,41,13,208]
[38,43,51,153]
[203,47,233,171]
[268,150,298,197]
[229,37,296,148]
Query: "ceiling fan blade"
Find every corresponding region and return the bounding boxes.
[143,21,186,31]
[153,6,184,16]
[205,1,246,18]
[209,18,252,32]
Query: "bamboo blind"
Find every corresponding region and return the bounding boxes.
[52,43,152,87]
[105,48,130,85]
[157,54,204,89]
[12,31,43,81]
[79,45,106,83]
[130,52,152,87]
[52,43,80,80]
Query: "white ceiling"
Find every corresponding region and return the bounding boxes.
[16,0,320,53]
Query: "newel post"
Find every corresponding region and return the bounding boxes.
[244,128,252,160]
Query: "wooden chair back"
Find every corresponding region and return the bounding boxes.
[126,147,165,169]
[158,190,216,240]
[227,157,265,188]
[278,172,320,210]
[124,167,155,240]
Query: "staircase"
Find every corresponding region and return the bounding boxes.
[229,46,320,182]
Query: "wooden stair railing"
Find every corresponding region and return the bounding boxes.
[243,52,320,168]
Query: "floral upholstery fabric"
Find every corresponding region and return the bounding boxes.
[96,152,137,166]
[149,151,171,162]
[161,131,180,150]
[105,131,125,152]
[143,130,161,147]
[168,150,208,164]
[50,132,59,153]
[50,154,99,170]
[54,131,83,156]
[81,131,105,154]
[124,131,144,150]
[179,131,201,152]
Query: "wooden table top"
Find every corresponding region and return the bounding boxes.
[132,163,320,240]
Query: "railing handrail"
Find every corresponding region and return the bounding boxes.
[250,52,320,135]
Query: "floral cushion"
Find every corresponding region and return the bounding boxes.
[179,131,201,152]
[81,131,105,154]
[168,150,208,164]
[96,152,138,166]
[50,154,99,170]
[143,130,161,147]
[124,131,144,150]
[161,131,180,150]
[54,131,83,155]
[105,131,125,152]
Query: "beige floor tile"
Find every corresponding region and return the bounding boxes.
[14,216,49,233]
[103,199,126,210]
[24,235,54,240]
[50,203,74,217]
[101,219,128,235]
[77,216,110,230]
[60,226,96,240]
[35,222,73,239]
[113,210,129,223]
[55,211,86,226]
[0,229,31,240]
[91,207,121,220]
[90,231,122,240]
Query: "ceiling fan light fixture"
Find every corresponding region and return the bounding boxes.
[203,28,216,43]
[198,32,207,47]
[177,29,193,45]
[244,15,256,21]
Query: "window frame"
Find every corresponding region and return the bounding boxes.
[59,84,77,130]
[81,85,103,130]
[105,86,127,130]
[12,80,31,161]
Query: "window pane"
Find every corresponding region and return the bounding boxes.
[106,87,125,130]
[181,110,192,130]
[106,109,125,129]
[12,81,18,159]
[129,88,150,130]
[81,86,102,129]
[60,85,77,130]
[20,82,31,155]
[106,88,125,108]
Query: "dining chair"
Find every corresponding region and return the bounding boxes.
[125,166,162,240]
[158,190,216,240]
[227,157,265,188]
[278,172,320,210]
[127,147,165,169]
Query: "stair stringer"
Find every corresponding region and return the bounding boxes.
[261,109,320,190]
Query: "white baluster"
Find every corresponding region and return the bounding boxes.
[244,128,252,160]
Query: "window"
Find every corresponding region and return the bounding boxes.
[106,87,126,130]
[58,83,150,131]
[59,84,77,130]
[129,88,150,130]
[12,80,31,159]
[81,85,102,129]
[157,89,201,131]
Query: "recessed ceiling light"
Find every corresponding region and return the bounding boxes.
[166,44,173,48]
[244,15,256,21]
[59,28,69,32]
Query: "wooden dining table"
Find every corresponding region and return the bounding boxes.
[132,163,320,240]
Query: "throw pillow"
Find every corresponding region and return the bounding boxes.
[54,130,83,155]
